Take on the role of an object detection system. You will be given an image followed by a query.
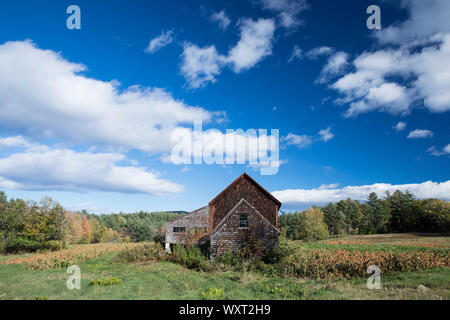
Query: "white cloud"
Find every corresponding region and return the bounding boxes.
[145,30,174,54]
[180,18,275,88]
[376,0,450,44]
[428,144,450,157]
[180,44,226,88]
[0,136,30,149]
[282,133,313,149]
[0,40,213,152]
[288,45,302,62]
[273,180,450,208]
[259,0,308,29]
[407,129,434,139]
[166,128,280,168]
[318,183,339,190]
[227,18,276,73]
[318,127,334,142]
[316,51,349,84]
[306,46,334,59]
[326,1,450,117]
[0,137,183,195]
[331,49,416,117]
[210,10,231,30]
[393,122,407,132]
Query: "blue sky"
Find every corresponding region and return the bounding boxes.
[0,0,449,213]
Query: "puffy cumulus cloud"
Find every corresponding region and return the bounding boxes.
[330,39,450,116]
[325,1,450,117]
[227,18,276,73]
[144,30,174,54]
[376,0,450,44]
[180,18,275,88]
[428,144,450,157]
[273,180,450,208]
[318,127,334,142]
[407,35,450,112]
[180,44,227,89]
[281,133,313,149]
[393,122,407,132]
[0,136,183,195]
[0,40,213,152]
[210,10,231,30]
[407,129,434,139]
[259,0,309,29]
[166,128,280,165]
[330,49,416,117]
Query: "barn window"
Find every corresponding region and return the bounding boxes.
[173,227,186,233]
[239,214,248,228]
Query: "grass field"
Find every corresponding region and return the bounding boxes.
[0,234,448,300]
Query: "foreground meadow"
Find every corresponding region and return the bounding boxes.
[0,234,448,300]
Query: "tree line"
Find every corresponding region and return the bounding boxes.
[279,190,450,241]
[0,191,182,253]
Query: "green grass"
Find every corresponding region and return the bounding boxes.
[0,251,448,300]
[0,233,449,300]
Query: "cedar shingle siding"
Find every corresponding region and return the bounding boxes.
[165,206,209,244]
[165,173,281,258]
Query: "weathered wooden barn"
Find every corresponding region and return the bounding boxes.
[165,173,281,258]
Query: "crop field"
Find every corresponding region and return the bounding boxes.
[0,234,448,300]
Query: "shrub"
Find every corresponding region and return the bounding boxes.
[262,247,289,264]
[169,245,211,271]
[89,277,122,286]
[5,236,63,254]
[112,242,164,264]
[0,237,6,254]
[215,250,241,267]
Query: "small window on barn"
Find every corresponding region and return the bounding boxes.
[239,214,248,228]
[173,227,186,233]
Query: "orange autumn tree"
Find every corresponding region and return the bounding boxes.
[81,214,91,243]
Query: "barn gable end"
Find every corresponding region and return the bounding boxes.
[208,173,280,232]
[210,198,280,257]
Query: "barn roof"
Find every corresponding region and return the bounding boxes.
[208,172,282,208]
[166,205,209,223]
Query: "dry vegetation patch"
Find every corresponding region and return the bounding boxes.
[3,243,148,270]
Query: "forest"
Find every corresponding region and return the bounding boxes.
[279,190,450,241]
[1,189,449,254]
[0,191,182,253]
